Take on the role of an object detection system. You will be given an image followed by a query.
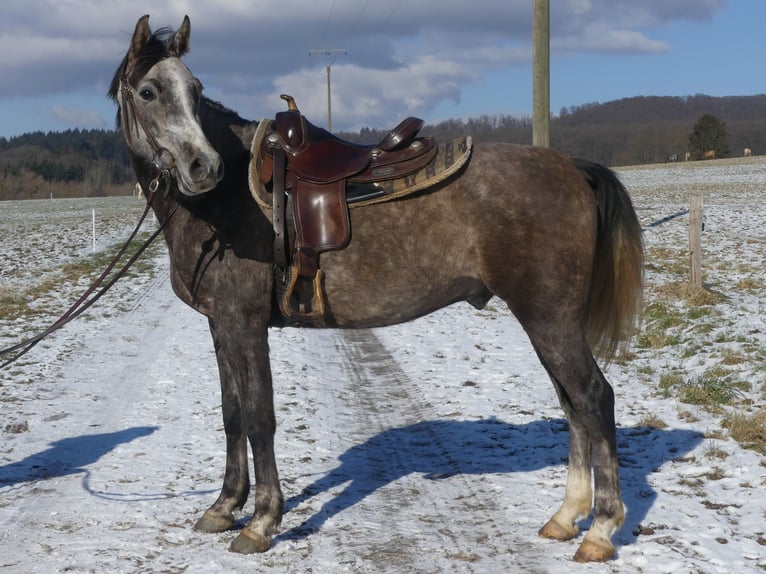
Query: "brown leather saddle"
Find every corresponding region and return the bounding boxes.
[258,95,438,322]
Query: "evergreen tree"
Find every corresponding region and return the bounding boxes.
[689,113,730,159]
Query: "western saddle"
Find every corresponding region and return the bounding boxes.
[258,95,439,322]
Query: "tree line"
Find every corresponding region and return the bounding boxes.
[0,128,132,200]
[1,93,764,200]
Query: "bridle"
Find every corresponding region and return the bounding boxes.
[118,72,175,194]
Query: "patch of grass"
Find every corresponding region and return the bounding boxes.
[735,277,765,292]
[678,366,749,410]
[718,348,749,366]
[0,235,161,326]
[659,366,750,411]
[686,306,713,320]
[677,408,699,423]
[659,372,684,398]
[0,289,33,319]
[643,301,684,327]
[638,414,668,429]
[722,409,766,454]
[703,442,729,461]
[645,247,688,276]
[685,285,724,306]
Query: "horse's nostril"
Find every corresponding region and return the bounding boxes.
[189,154,223,184]
[190,158,207,180]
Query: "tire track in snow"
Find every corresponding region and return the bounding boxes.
[321,328,546,573]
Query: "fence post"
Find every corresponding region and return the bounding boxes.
[689,194,703,287]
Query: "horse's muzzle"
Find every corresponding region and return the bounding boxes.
[179,152,224,195]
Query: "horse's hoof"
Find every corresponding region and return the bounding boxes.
[539,518,578,541]
[230,531,271,554]
[194,511,234,533]
[573,538,615,563]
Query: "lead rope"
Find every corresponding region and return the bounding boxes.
[0,168,177,369]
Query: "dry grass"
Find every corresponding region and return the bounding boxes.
[723,409,766,454]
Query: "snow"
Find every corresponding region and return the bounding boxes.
[1,159,765,573]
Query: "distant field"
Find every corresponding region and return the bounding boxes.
[616,159,766,453]
[0,196,161,348]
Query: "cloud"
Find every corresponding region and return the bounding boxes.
[0,0,727,132]
[49,106,108,130]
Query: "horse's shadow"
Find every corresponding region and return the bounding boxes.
[0,426,158,489]
[276,418,703,548]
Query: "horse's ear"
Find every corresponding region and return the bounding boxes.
[169,15,191,57]
[129,14,152,62]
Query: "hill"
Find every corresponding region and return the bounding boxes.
[341,94,766,167]
[0,129,133,201]
[553,94,766,165]
[2,94,765,200]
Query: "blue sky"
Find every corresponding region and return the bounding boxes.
[0,1,761,139]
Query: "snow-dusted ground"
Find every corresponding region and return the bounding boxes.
[0,159,764,573]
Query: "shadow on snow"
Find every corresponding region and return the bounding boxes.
[275,417,703,550]
[0,426,158,490]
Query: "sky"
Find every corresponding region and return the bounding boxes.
[0,0,762,139]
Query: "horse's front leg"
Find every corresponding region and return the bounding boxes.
[196,318,284,553]
[194,318,252,534]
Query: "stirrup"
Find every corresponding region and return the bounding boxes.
[278,266,326,322]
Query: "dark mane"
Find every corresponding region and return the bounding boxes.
[201,96,248,124]
[107,27,175,102]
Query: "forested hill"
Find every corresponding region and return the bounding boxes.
[2,93,765,200]
[343,93,766,167]
[0,129,132,200]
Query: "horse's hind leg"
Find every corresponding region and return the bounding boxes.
[527,326,624,562]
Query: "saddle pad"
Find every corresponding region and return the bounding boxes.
[348,134,472,208]
[248,120,473,212]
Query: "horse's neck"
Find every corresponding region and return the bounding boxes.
[200,98,258,154]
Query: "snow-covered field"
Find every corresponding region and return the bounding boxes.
[0,158,764,573]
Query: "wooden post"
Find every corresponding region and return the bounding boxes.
[532,0,550,148]
[325,65,332,132]
[689,194,703,287]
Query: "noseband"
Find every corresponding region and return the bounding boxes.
[119,74,174,193]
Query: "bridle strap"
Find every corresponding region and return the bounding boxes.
[119,75,176,178]
[0,184,178,369]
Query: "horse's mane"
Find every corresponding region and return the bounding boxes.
[201,96,249,125]
[107,27,175,103]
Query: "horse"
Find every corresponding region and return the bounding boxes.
[109,15,643,563]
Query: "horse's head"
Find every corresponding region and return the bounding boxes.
[109,15,223,196]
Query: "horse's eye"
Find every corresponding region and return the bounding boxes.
[139,88,155,101]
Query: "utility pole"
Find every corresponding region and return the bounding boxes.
[309,49,347,132]
[532,0,550,147]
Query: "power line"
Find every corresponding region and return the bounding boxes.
[320,0,337,47]
[352,0,370,29]
[380,0,404,30]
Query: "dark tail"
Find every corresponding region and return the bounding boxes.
[574,159,644,363]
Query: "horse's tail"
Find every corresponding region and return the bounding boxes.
[574,158,644,363]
